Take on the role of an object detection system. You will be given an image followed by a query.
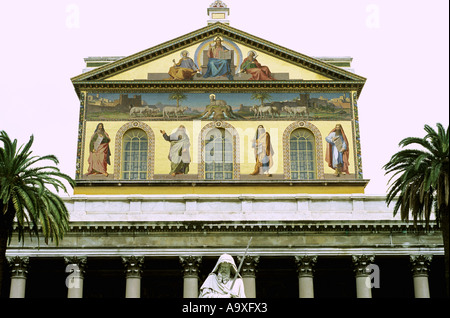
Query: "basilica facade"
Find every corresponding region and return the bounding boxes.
[5,1,445,299]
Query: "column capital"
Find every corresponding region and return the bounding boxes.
[122,256,144,279]
[7,256,30,279]
[237,255,260,278]
[352,254,375,277]
[64,256,87,278]
[295,255,317,277]
[179,256,202,278]
[410,255,433,277]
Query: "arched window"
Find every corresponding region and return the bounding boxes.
[289,128,316,180]
[122,129,148,180]
[204,128,233,180]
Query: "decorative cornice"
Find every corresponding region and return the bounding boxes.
[74,178,370,187]
[73,80,365,93]
[12,220,439,234]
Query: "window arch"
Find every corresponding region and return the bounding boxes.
[114,122,155,180]
[283,121,324,179]
[198,121,240,180]
[289,129,315,180]
[204,127,234,180]
[122,129,148,180]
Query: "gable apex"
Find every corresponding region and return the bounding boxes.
[71,23,366,90]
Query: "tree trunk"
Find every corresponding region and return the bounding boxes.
[0,213,10,298]
[0,230,8,298]
[0,203,15,298]
[441,208,450,297]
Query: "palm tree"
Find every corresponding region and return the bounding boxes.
[251,92,272,107]
[168,92,187,108]
[383,123,449,296]
[0,131,75,297]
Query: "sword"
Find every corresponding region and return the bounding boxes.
[230,237,253,290]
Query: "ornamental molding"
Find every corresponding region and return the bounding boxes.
[237,255,260,278]
[74,81,366,96]
[410,255,433,277]
[352,254,375,277]
[295,255,318,277]
[64,256,87,278]
[122,256,145,278]
[12,220,440,234]
[179,256,202,278]
[5,247,443,259]
[7,256,30,278]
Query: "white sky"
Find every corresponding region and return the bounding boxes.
[0,0,448,195]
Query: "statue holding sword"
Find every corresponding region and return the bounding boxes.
[199,238,252,298]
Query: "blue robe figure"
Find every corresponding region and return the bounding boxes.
[203,38,234,80]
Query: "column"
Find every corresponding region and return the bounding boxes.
[179,256,202,298]
[352,255,375,298]
[64,256,87,298]
[7,256,29,298]
[410,255,432,298]
[295,255,317,298]
[122,256,144,298]
[238,255,259,298]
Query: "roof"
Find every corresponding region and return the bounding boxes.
[71,22,366,98]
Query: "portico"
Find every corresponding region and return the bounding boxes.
[6,194,444,298]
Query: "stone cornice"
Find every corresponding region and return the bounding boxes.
[72,80,366,99]
[11,220,440,234]
[74,178,370,187]
[5,247,443,258]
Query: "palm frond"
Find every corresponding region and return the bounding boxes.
[384,123,449,229]
[0,130,74,246]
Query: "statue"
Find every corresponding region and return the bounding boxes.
[198,254,246,298]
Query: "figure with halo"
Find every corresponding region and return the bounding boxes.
[240,50,274,81]
[203,37,234,80]
[167,50,199,80]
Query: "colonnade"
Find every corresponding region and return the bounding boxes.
[6,254,434,298]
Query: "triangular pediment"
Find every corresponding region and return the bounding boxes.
[71,23,365,86]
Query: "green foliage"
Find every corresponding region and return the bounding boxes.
[250,93,272,106]
[168,93,187,107]
[0,131,75,245]
[383,123,449,227]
